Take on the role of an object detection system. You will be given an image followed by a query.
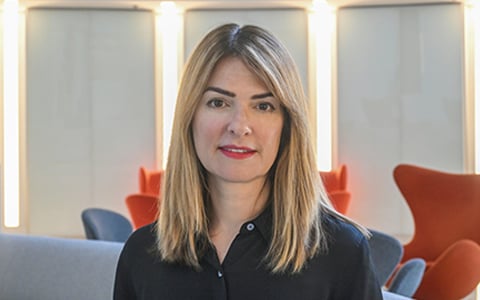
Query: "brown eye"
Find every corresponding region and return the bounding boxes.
[257,102,275,112]
[207,98,226,108]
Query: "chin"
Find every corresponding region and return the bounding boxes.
[217,172,268,184]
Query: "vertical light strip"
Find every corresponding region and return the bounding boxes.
[473,2,480,174]
[308,0,335,171]
[156,2,182,169]
[473,2,480,290]
[2,0,20,227]
[464,1,476,173]
[465,2,480,295]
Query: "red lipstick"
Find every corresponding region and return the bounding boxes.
[219,145,256,159]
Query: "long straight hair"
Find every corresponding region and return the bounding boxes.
[156,23,364,273]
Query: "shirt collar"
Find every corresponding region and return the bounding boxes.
[247,203,273,243]
[202,205,273,267]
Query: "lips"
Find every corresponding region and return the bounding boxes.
[219,145,256,159]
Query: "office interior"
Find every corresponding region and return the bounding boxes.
[0,0,477,298]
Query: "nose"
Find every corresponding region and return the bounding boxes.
[227,107,252,136]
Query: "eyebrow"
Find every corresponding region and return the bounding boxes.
[204,86,273,100]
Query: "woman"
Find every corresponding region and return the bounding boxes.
[114,23,382,299]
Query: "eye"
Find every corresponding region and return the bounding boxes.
[207,98,226,108]
[257,102,275,112]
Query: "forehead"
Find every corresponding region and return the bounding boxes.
[207,56,266,89]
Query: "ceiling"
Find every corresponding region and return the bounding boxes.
[19,0,463,10]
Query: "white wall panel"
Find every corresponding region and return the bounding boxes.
[26,9,155,237]
[184,9,309,90]
[22,4,466,239]
[337,4,464,236]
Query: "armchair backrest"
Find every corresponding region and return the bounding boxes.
[138,167,163,195]
[320,164,350,214]
[368,229,403,286]
[320,164,347,193]
[393,164,480,261]
[81,208,133,243]
[125,193,160,229]
[368,229,425,298]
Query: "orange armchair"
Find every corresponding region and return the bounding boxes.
[320,164,351,214]
[138,167,163,196]
[320,164,347,191]
[125,193,160,229]
[393,164,480,300]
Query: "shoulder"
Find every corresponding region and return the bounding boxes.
[320,213,370,260]
[120,223,158,262]
[316,214,382,295]
[114,224,159,298]
[126,223,157,247]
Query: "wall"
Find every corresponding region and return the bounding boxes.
[26,9,156,236]
[22,7,308,237]
[184,9,309,89]
[1,3,467,238]
[337,3,465,237]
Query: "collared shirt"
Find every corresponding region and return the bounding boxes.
[114,208,383,300]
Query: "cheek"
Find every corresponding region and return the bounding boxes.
[264,119,284,145]
[193,117,223,149]
[270,129,283,151]
[260,124,284,158]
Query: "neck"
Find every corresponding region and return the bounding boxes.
[208,178,269,234]
[207,177,270,264]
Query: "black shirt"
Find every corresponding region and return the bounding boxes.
[114,209,383,300]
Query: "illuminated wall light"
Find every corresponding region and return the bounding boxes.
[155,2,183,169]
[474,0,480,291]
[465,0,480,175]
[308,0,336,171]
[2,0,20,227]
[465,1,480,296]
[472,2,480,174]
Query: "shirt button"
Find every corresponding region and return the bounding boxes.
[217,270,223,278]
[246,223,255,231]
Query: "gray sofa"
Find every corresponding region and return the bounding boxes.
[0,232,411,300]
[0,233,123,300]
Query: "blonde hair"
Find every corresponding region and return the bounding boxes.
[156,23,362,273]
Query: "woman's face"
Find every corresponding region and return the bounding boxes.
[192,56,284,186]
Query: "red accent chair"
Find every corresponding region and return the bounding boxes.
[138,167,163,196]
[125,193,160,229]
[320,164,351,214]
[393,164,480,300]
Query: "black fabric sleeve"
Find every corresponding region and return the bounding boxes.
[113,238,136,300]
[339,235,384,300]
[113,224,159,300]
